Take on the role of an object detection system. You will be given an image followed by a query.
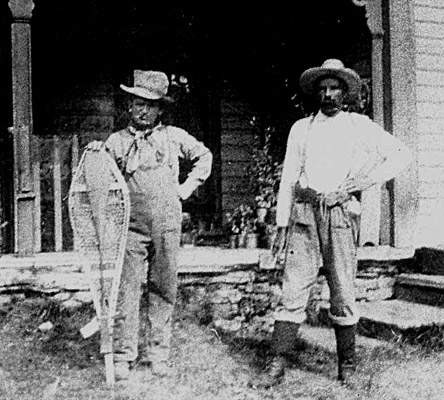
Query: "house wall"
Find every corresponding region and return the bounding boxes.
[413,0,444,248]
[220,83,257,217]
[35,80,115,252]
[31,78,256,251]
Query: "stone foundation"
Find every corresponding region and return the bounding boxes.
[0,248,411,341]
[176,268,282,341]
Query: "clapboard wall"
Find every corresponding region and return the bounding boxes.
[220,84,257,216]
[414,0,444,248]
[35,79,116,252]
[31,78,257,251]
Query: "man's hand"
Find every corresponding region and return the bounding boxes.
[178,180,195,200]
[340,176,375,193]
[322,190,351,207]
[293,185,318,203]
[86,140,105,152]
[272,227,287,258]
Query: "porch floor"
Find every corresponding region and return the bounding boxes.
[0,245,415,273]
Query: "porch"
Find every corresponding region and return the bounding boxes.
[0,244,425,345]
[0,132,408,256]
[0,245,415,293]
[0,0,418,258]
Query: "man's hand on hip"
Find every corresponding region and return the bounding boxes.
[322,190,351,207]
[86,140,105,152]
[178,180,195,200]
[340,176,375,193]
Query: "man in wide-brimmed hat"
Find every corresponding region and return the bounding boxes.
[250,59,412,388]
[88,70,212,380]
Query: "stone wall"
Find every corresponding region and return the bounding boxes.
[177,268,282,342]
[0,251,405,342]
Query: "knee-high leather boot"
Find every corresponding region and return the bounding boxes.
[249,320,300,388]
[334,324,356,384]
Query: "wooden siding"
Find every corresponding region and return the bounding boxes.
[220,85,257,215]
[32,81,115,253]
[414,0,444,247]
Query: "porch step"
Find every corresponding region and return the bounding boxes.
[356,274,444,343]
[357,299,444,343]
[413,247,444,276]
[395,273,444,307]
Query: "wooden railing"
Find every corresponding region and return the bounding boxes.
[30,134,80,253]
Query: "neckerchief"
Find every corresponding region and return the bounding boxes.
[124,125,155,173]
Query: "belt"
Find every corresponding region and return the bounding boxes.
[293,187,319,204]
[294,187,354,221]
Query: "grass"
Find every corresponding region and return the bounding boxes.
[1,297,444,399]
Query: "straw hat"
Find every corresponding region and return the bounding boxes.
[300,59,361,101]
[120,70,174,102]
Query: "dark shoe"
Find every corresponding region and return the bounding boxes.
[249,321,300,389]
[334,325,356,384]
[248,356,287,389]
[338,364,356,386]
[114,361,130,381]
[270,321,301,355]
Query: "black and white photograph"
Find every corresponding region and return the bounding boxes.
[0,1,444,399]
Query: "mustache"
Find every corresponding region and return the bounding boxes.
[321,100,338,106]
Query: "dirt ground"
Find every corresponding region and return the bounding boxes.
[1,297,444,400]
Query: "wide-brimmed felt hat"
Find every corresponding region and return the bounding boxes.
[120,70,174,102]
[300,59,361,101]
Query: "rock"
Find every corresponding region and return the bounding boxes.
[38,321,54,332]
[71,291,93,304]
[52,292,71,302]
[60,299,83,311]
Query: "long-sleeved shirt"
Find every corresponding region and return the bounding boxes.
[276,111,412,227]
[105,124,212,199]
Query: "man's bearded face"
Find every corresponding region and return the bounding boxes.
[316,77,347,117]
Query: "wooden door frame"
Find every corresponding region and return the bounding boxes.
[387,0,418,248]
[353,0,418,248]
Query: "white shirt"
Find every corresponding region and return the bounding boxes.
[305,111,355,193]
[275,111,412,227]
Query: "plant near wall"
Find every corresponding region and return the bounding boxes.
[248,124,283,222]
[226,204,254,235]
[181,212,199,247]
[227,90,313,248]
[238,122,282,248]
[225,204,260,248]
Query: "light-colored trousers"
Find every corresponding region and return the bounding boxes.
[113,228,180,363]
[275,202,360,327]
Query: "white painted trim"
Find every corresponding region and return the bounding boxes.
[389,0,420,248]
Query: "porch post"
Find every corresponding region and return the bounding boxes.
[8,0,36,256]
[388,0,418,248]
[352,0,385,246]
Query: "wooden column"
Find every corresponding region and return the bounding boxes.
[206,73,223,228]
[388,0,418,248]
[8,0,36,256]
[53,136,63,252]
[352,0,385,246]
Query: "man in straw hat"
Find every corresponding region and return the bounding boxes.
[250,59,412,388]
[88,70,212,380]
